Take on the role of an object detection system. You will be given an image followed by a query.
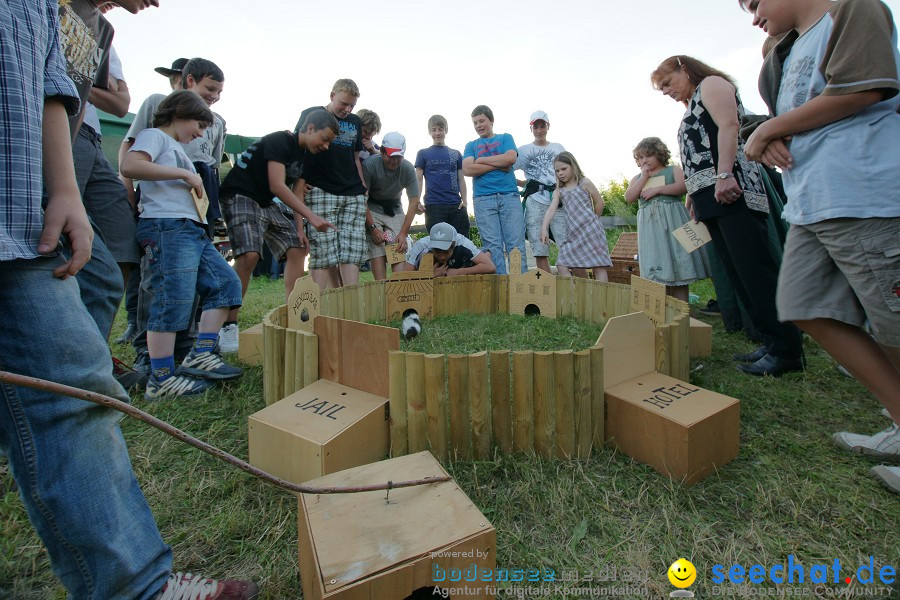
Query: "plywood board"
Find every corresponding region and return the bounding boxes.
[288,276,321,333]
[386,277,433,321]
[630,275,667,324]
[314,315,399,397]
[689,317,712,357]
[238,323,264,366]
[597,312,656,389]
[299,452,494,595]
[509,268,556,319]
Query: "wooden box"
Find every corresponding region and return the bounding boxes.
[689,317,712,357]
[599,312,739,485]
[238,323,264,365]
[248,379,389,484]
[299,452,496,599]
[608,232,640,284]
[606,371,739,485]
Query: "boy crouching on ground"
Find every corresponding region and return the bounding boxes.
[121,91,243,400]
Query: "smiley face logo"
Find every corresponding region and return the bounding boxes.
[668,558,697,588]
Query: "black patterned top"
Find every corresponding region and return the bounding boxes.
[678,81,768,220]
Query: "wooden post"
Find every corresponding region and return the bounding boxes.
[448,354,471,459]
[590,344,605,447]
[496,275,509,314]
[557,276,573,317]
[490,351,512,454]
[573,350,593,458]
[388,351,408,457]
[478,275,493,314]
[283,328,297,396]
[301,331,318,388]
[553,350,575,459]
[469,351,491,460]
[655,323,671,376]
[512,351,534,453]
[533,351,555,458]
[596,282,610,322]
[406,352,427,454]
[265,324,285,406]
[424,354,448,461]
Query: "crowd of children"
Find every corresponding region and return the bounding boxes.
[0,0,898,598]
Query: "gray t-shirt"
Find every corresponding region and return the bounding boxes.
[774,0,900,224]
[127,93,226,167]
[405,233,480,269]
[131,129,204,222]
[514,142,565,204]
[362,154,419,213]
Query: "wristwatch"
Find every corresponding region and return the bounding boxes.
[716,172,734,180]
[366,223,376,232]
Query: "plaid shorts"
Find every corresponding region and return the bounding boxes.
[220,194,301,261]
[306,188,367,269]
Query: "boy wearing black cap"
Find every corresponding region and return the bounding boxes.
[154,57,189,91]
[362,132,421,280]
[404,222,495,277]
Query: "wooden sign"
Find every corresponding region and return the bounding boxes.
[509,267,557,319]
[248,379,389,484]
[630,275,666,324]
[385,242,405,266]
[508,247,523,275]
[645,175,666,190]
[190,188,209,221]
[288,276,320,333]
[672,220,711,253]
[386,254,434,320]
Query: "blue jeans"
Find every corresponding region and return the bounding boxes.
[0,256,171,599]
[473,192,527,275]
[137,218,242,332]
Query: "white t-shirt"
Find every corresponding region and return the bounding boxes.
[82,46,124,135]
[131,129,205,222]
[514,142,565,205]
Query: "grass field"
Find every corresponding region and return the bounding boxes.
[1,269,898,599]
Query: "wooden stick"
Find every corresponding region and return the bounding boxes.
[0,371,449,495]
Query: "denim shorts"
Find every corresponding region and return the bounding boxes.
[137,218,242,332]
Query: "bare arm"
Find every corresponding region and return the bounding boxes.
[477,149,517,169]
[701,77,743,204]
[540,189,562,244]
[457,170,467,209]
[624,171,647,204]
[88,77,129,117]
[582,178,605,217]
[118,137,138,210]
[121,150,204,197]
[355,151,365,189]
[745,91,884,167]
[268,161,334,232]
[394,196,420,253]
[41,98,92,278]
[445,251,496,277]
[462,156,495,177]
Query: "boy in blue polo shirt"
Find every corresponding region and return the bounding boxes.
[462,105,526,275]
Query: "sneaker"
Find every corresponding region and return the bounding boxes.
[158,572,260,600]
[114,323,137,344]
[870,465,900,496]
[833,423,900,462]
[698,299,721,316]
[218,323,239,353]
[144,373,214,401]
[113,357,148,391]
[179,348,243,381]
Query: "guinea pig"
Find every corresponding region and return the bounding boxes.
[400,308,421,341]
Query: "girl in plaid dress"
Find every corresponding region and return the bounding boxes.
[540,152,611,280]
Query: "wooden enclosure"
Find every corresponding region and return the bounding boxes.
[262,275,691,460]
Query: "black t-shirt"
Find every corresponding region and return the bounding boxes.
[58,0,113,138]
[294,106,365,196]
[445,245,475,269]
[219,131,306,208]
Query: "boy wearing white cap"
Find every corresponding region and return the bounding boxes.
[515,110,568,275]
[362,132,421,279]
[404,222,495,277]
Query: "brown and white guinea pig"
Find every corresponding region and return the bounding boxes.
[401,308,421,341]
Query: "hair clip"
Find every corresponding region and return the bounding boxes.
[676,56,683,67]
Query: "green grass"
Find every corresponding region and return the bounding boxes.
[1,265,898,599]
[391,313,603,354]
